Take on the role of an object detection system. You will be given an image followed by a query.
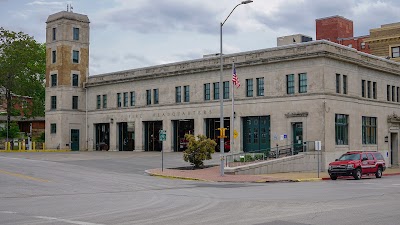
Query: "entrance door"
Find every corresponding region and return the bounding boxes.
[391,133,399,166]
[144,121,163,151]
[243,116,270,152]
[70,129,79,151]
[173,119,194,152]
[292,123,303,154]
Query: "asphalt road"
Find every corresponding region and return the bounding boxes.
[0,152,399,225]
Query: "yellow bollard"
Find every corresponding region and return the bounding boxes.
[43,143,45,150]
[33,142,36,151]
[22,141,25,151]
[7,142,11,151]
[19,142,22,151]
[5,142,8,151]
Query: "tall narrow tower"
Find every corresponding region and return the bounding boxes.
[45,11,90,150]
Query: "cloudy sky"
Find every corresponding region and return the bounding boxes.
[1,0,400,75]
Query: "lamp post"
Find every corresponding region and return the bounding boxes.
[219,0,253,176]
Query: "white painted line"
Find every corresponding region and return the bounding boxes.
[392,184,400,186]
[0,211,17,214]
[35,216,104,225]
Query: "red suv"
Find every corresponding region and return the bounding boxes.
[328,151,386,180]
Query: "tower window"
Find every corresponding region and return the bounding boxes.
[73,50,79,63]
[51,74,57,87]
[72,96,78,109]
[51,96,57,110]
[50,123,57,134]
[73,27,79,40]
[52,28,56,41]
[52,50,56,63]
[72,74,79,87]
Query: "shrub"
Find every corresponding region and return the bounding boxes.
[183,134,217,168]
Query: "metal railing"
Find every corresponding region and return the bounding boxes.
[225,143,310,167]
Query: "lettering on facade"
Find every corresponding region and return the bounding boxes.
[152,110,212,118]
[285,112,309,118]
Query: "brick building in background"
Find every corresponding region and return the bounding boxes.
[365,22,400,62]
[316,15,371,54]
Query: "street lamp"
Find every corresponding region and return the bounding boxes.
[219,0,253,176]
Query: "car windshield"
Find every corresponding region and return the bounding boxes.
[338,154,360,161]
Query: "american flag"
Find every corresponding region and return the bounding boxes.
[232,65,240,88]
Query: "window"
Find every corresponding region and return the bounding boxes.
[336,74,340,93]
[257,77,264,96]
[299,73,307,93]
[373,82,377,99]
[72,74,79,87]
[72,96,78,109]
[52,50,56,63]
[146,90,151,105]
[335,114,348,145]
[117,93,122,107]
[123,92,128,107]
[175,86,181,103]
[343,75,347,94]
[392,46,400,58]
[102,95,107,108]
[223,81,229,99]
[362,117,377,144]
[153,89,159,104]
[50,123,56,134]
[246,79,253,97]
[51,96,57,109]
[387,85,390,101]
[392,86,396,102]
[204,83,210,101]
[213,82,219,100]
[361,42,366,49]
[362,80,366,97]
[52,28,56,41]
[184,85,190,102]
[348,44,352,48]
[73,27,79,40]
[287,74,294,94]
[51,74,57,87]
[130,91,135,106]
[397,87,399,102]
[367,81,371,98]
[96,95,101,109]
[73,50,79,63]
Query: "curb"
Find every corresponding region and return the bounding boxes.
[0,150,71,153]
[144,170,210,182]
[295,178,324,182]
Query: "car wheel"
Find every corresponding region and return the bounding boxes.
[375,167,382,178]
[353,168,362,180]
[330,175,337,180]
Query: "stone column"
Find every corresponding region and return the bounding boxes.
[163,119,173,152]
[194,118,204,136]
[134,120,144,151]
[109,122,117,151]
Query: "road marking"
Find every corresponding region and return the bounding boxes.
[392,184,400,186]
[35,216,104,225]
[0,211,17,214]
[0,169,49,182]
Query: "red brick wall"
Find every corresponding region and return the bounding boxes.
[340,38,371,54]
[316,16,354,43]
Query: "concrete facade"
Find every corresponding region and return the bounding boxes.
[45,11,400,169]
[277,34,313,46]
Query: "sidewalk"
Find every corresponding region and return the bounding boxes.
[146,166,400,183]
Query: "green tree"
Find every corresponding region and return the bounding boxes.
[0,122,20,139]
[183,134,216,168]
[0,27,46,134]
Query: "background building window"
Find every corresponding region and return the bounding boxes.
[367,81,371,98]
[392,86,396,102]
[96,95,101,109]
[335,114,348,145]
[223,81,229,99]
[72,74,79,87]
[336,74,340,93]
[117,93,122,107]
[52,50,56,63]
[213,82,219,100]
[130,91,135,106]
[51,96,57,109]
[392,46,400,58]
[204,83,210,101]
[51,74,57,87]
[257,77,264,96]
[184,85,190,102]
[72,96,78,109]
[146,90,151,105]
[387,85,390,101]
[52,27,56,41]
[397,87,399,102]
[362,80,366,97]
[123,92,128,107]
[102,95,107,108]
[175,86,181,103]
[73,50,79,63]
[373,82,377,99]
[343,75,347,94]
[50,123,56,134]
[153,89,159,104]
[299,73,307,93]
[287,74,294,94]
[362,117,377,144]
[73,27,79,40]
[246,79,253,97]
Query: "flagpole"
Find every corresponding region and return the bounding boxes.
[231,59,235,154]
